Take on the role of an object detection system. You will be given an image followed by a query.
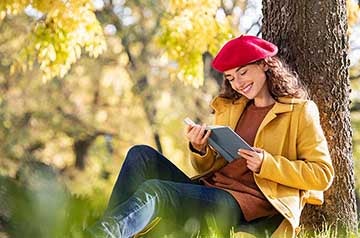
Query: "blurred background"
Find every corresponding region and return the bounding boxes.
[0,0,359,237]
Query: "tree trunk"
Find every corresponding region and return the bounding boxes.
[73,132,109,170]
[74,136,96,170]
[262,0,357,233]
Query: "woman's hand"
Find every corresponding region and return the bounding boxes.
[186,124,211,154]
[238,147,264,173]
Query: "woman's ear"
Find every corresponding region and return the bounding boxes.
[261,62,269,72]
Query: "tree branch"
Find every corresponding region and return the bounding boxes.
[245,17,261,34]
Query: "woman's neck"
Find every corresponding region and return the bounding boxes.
[254,97,275,107]
[254,85,275,107]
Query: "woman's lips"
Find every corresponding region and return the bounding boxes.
[241,83,253,94]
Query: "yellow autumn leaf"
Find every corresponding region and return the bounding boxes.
[48,44,57,62]
[158,0,233,87]
[3,0,106,81]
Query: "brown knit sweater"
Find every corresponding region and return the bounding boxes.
[202,101,279,221]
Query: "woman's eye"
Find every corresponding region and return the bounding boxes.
[239,70,247,76]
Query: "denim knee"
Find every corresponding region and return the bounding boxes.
[127,144,153,155]
[125,145,157,163]
[128,144,155,153]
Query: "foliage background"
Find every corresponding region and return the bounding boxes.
[0,0,359,237]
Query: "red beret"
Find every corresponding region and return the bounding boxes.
[212,35,278,72]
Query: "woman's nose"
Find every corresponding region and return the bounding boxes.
[232,78,242,89]
[233,78,248,91]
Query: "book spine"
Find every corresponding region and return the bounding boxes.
[208,137,233,162]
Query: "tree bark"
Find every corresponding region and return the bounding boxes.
[262,0,357,233]
[74,137,95,170]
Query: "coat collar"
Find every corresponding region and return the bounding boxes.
[211,96,304,130]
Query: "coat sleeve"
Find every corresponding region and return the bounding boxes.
[256,101,334,191]
[188,96,224,173]
[189,144,217,173]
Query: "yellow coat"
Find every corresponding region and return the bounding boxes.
[190,96,334,237]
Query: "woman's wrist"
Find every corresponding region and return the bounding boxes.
[189,143,206,156]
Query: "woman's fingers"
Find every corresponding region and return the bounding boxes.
[186,124,210,152]
[200,129,211,144]
[238,149,257,157]
[189,124,207,141]
[252,147,263,153]
[186,125,201,141]
[237,148,264,173]
[186,125,193,133]
[195,124,206,141]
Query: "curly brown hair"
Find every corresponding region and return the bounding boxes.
[218,56,308,101]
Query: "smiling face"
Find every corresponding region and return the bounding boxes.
[223,62,271,102]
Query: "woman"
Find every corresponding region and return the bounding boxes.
[87,35,334,238]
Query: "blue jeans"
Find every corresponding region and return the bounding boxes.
[86,145,279,238]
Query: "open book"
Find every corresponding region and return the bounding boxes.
[184,117,254,162]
